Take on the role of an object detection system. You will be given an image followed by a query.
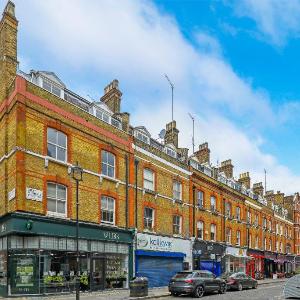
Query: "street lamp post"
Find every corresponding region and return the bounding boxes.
[71,162,83,300]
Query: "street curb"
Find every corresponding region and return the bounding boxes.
[129,280,287,299]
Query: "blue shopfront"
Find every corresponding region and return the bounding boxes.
[193,240,225,277]
[135,233,192,287]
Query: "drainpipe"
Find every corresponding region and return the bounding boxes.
[125,155,129,229]
[192,185,196,237]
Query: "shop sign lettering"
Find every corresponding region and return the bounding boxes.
[137,233,173,251]
[104,231,120,240]
[26,187,43,202]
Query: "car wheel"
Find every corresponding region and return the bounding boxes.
[194,285,205,298]
[238,283,243,291]
[219,283,227,294]
[170,292,179,296]
[252,282,258,289]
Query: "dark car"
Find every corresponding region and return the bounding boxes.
[223,272,258,291]
[169,270,227,298]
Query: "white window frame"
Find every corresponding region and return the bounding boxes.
[197,221,204,239]
[47,128,67,162]
[42,78,62,97]
[165,147,176,158]
[269,239,272,251]
[236,230,241,246]
[144,207,154,230]
[134,130,150,144]
[101,150,116,178]
[173,181,182,201]
[255,236,259,249]
[173,215,182,235]
[249,234,252,248]
[210,196,216,212]
[210,224,216,241]
[226,228,232,244]
[236,206,241,220]
[197,191,204,208]
[144,168,155,191]
[100,196,115,225]
[264,237,267,250]
[47,182,67,218]
[225,202,232,217]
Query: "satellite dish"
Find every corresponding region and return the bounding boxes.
[159,129,166,139]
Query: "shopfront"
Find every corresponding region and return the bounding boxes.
[0,213,134,297]
[264,252,276,278]
[224,246,249,274]
[247,249,264,279]
[285,255,295,275]
[275,254,286,274]
[193,240,225,277]
[135,233,192,287]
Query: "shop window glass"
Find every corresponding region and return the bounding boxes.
[197,221,204,239]
[101,196,115,224]
[105,243,118,253]
[67,238,76,251]
[47,182,67,217]
[91,241,104,252]
[58,238,67,250]
[118,244,129,254]
[197,191,204,208]
[40,236,58,249]
[101,150,115,178]
[24,236,39,249]
[79,240,88,251]
[173,215,182,235]
[144,207,154,230]
[105,254,128,289]
[144,168,155,191]
[47,128,67,161]
[10,236,23,249]
[0,251,7,288]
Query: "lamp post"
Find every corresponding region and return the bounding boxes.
[71,162,83,300]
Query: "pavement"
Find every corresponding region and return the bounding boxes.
[8,278,287,300]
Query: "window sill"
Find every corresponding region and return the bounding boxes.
[173,234,182,238]
[143,229,156,234]
[47,212,68,219]
[144,189,156,196]
[100,222,116,227]
[100,174,118,183]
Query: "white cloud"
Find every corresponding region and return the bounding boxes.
[232,0,300,46]
[5,0,300,194]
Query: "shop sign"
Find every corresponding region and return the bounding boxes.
[193,249,202,255]
[137,233,190,253]
[210,254,216,259]
[8,188,16,201]
[226,246,247,257]
[26,187,43,202]
[103,231,120,241]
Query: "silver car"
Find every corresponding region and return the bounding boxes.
[169,270,227,298]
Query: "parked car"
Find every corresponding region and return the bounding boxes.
[168,270,227,298]
[222,272,258,291]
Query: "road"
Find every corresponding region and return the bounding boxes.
[164,282,286,300]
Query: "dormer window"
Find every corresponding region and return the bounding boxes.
[165,147,176,158]
[134,131,150,144]
[42,78,62,97]
[95,109,110,123]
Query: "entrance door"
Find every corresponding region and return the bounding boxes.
[90,258,105,291]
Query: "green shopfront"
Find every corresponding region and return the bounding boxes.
[0,213,134,297]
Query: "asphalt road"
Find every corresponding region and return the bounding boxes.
[164,282,286,300]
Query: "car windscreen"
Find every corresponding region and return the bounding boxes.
[173,272,193,279]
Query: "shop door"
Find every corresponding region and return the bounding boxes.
[137,256,183,287]
[90,258,105,291]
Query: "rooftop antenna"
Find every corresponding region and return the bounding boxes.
[188,113,195,153]
[164,74,174,122]
[264,168,267,193]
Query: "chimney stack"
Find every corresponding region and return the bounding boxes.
[219,159,234,178]
[164,120,179,148]
[238,172,250,189]
[253,182,264,197]
[194,142,210,164]
[0,1,18,103]
[100,79,122,113]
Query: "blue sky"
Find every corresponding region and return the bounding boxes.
[2,0,300,194]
